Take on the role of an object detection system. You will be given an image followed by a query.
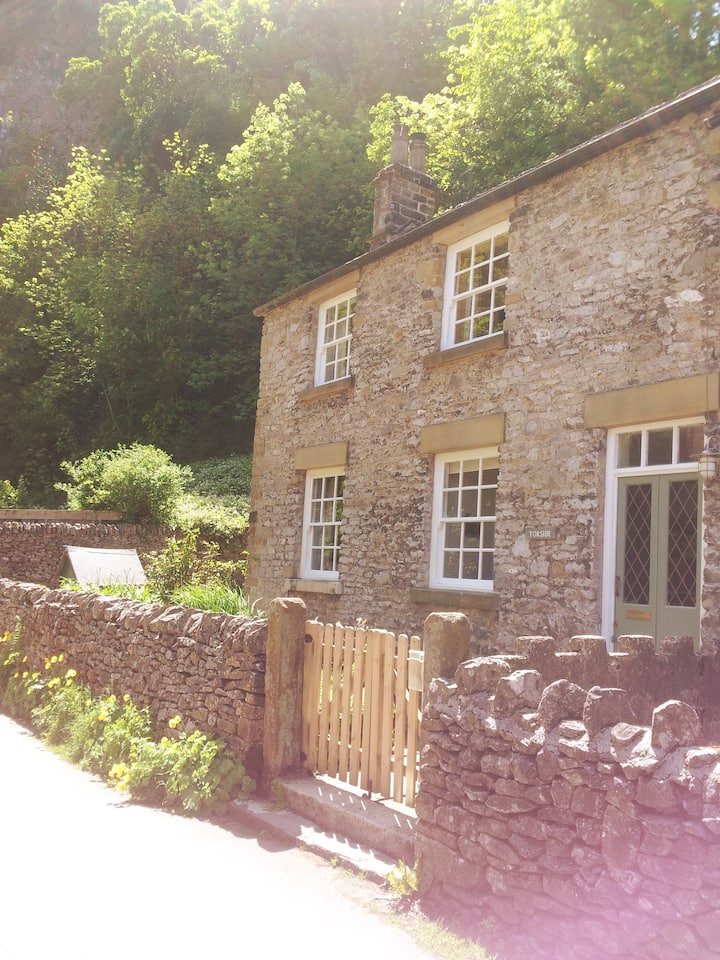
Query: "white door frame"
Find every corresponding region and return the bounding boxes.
[601,417,704,643]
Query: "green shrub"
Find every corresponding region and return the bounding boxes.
[0,479,23,508]
[109,725,251,813]
[0,627,28,719]
[175,491,249,540]
[144,528,245,601]
[188,456,253,498]
[56,444,191,525]
[173,455,252,540]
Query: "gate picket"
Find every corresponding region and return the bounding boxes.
[349,625,365,785]
[302,620,324,773]
[393,633,409,804]
[317,621,335,774]
[338,626,354,780]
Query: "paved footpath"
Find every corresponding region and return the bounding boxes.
[0,714,442,960]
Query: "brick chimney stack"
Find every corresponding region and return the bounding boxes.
[370,125,439,248]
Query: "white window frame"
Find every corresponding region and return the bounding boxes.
[601,417,704,640]
[430,447,499,591]
[441,223,509,350]
[301,467,345,580]
[315,290,355,385]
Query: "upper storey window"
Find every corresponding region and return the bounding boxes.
[442,224,509,349]
[316,291,355,385]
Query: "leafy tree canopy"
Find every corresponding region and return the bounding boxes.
[369,0,720,203]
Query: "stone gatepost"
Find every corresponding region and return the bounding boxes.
[422,611,471,705]
[262,597,307,787]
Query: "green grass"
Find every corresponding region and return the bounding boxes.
[171,582,261,616]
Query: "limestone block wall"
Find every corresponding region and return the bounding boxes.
[0,578,267,775]
[0,520,168,586]
[488,633,720,737]
[417,657,720,960]
[0,519,247,590]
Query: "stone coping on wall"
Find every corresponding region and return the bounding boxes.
[0,510,121,521]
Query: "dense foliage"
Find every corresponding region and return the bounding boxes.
[57,443,192,524]
[0,0,717,501]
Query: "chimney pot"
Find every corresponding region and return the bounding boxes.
[390,123,409,165]
[408,133,427,172]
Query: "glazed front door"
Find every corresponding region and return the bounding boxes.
[614,473,700,642]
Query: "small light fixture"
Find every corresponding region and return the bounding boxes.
[697,437,720,483]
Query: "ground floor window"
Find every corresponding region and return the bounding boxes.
[301,469,345,578]
[430,448,499,590]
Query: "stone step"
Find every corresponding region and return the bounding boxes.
[231,773,417,884]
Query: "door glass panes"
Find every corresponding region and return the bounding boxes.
[618,432,642,468]
[647,428,673,466]
[616,423,703,469]
[678,424,704,463]
[666,480,698,607]
[623,483,652,605]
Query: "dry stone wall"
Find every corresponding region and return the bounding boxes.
[418,655,720,960]
[493,633,720,738]
[0,520,168,587]
[0,578,267,775]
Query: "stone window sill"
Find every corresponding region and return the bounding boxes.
[286,578,343,595]
[299,377,354,403]
[410,587,500,611]
[423,332,507,369]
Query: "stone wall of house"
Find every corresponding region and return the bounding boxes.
[0,578,267,775]
[247,91,720,650]
[417,654,720,960]
[0,520,168,586]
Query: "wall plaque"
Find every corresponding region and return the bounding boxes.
[526,528,557,540]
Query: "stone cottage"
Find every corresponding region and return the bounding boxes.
[246,76,720,651]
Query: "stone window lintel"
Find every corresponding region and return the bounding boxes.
[286,578,343,596]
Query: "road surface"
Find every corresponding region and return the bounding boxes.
[0,714,446,960]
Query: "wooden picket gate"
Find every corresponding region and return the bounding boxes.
[301,620,423,808]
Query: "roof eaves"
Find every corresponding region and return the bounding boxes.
[253,75,720,318]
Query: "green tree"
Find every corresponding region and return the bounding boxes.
[369,0,720,204]
[0,142,259,495]
[215,83,374,295]
[56,0,456,173]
